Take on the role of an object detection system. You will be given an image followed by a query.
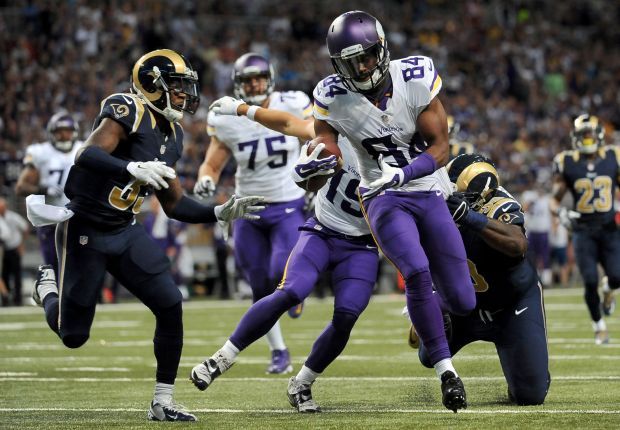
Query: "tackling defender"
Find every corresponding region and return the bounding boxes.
[194,53,312,374]
[412,154,550,405]
[30,49,263,421]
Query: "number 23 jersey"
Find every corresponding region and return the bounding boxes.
[313,56,452,197]
[207,91,311,202]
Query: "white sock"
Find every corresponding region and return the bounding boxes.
[154,382,173,405]
[296,365,319,386]
[218,340,240,361]
[593,319,607,332]
[434,358,458,379]
[265,320,287,351]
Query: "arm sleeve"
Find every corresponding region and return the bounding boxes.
[75,145,131,180]
[168,195,217,224]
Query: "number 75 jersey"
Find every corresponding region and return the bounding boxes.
[207,91,311,202]
[313,56,452,197]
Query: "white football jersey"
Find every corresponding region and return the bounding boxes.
[313,56,452,197]
[314,138,369,236]
[207,91,312,202]
[23,141,84,206]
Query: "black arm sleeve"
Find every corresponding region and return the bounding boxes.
[75,146,131,180]
[169,195,217,223]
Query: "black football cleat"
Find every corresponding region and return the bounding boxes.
[440,371,467,413]
[147,400,196,421]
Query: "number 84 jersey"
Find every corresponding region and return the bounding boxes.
[313,55,452,197]
[207,91,311,202]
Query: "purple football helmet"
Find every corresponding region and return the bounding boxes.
[232,53,275,105]
[47,111,79,152]
[326,11,390,93]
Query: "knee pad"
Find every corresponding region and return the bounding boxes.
[273,288,302,308]
[332,310,359,334]
[62,333,89,349]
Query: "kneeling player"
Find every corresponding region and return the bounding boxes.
[412,154,550,405]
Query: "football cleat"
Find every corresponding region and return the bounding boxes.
[190,352,234,391]
[31,264,57,307]
[147,400,196,421]
[407,324,420,349]
[287,376,321,413]
[440,371,467,413]
[288,301,304,319]
[266,349,293,374]
[601,277,615,317]
[595,330,610,345]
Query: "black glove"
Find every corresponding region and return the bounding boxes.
[446,194,470,224]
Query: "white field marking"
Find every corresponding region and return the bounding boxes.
[0,372,36,376]
[0,407,618,415]
[55,367,130,372]
[0,320,140,330]
[2,375,619,383]
[0,288,586,316]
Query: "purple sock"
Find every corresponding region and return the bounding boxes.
[405,270,450,365]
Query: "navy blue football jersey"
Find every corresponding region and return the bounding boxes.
[65,93,183,228]
[459,187,538,312]
[553,146,620,228]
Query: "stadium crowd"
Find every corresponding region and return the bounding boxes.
[1,0,619,195]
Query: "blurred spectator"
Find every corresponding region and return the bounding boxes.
[522,186,553,287]
[549,215,570,288]
[0,197,29,305]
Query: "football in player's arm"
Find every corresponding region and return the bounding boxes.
[550,114,620,345]
[30,49,263,422]
[413,153,550,406]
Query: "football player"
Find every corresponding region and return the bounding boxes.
[410,154,550,406]
[15,112,84,275]
[551,114,620,344]
[30,49,264,422]
[310,11,476,412]
[193,53,313,374]
[190,99,376,413]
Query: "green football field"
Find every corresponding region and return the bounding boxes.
[1,288,619,429]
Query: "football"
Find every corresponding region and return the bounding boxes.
[299,137,343,192]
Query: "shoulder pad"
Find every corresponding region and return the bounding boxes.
[277,91,313,118]
[552,150,573,174]
[396,56,442,100]
[98,93,150,134]
[313,75,348,119]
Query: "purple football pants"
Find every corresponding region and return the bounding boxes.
[230,218,378,372]
[362,190,475,365]
[233,197,305,301]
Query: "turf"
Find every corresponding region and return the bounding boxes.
[1,288,618,429]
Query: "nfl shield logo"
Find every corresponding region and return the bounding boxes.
[160,145,166,155]
[381,114,390,124]
[79,235,88,245]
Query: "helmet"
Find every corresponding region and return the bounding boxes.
[447,154,500,211]
[47,111,79,152]
[131,49,200,122]
[571,114,604,154]
[447,115,460,139]
[232,53,275,106]
[326,11,390,94]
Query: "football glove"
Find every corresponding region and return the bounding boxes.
[209,96,245,116]
[363,154,405,199]
[126,161,176,190]
[291,142,337,183]
[194,175,217,199]
[558,207,581,229]
[214,194,265,230]
[446,194,469,224]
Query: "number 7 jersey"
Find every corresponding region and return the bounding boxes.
[313,56,453,197]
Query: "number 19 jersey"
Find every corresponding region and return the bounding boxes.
[313,56,452,197]
[207,91,311,202]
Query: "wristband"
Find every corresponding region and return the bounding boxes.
[463,211,489,232]
[401,152,438,183]
[246,106,259,121]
